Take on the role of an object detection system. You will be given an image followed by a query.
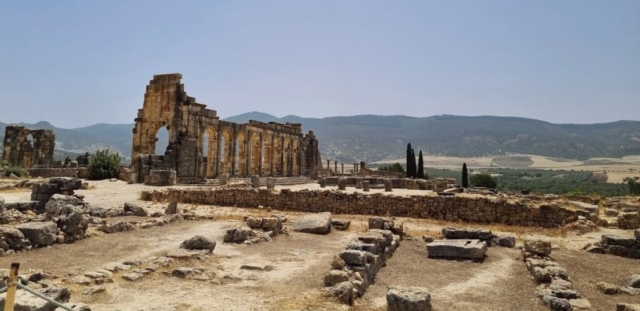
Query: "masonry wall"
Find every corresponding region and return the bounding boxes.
[141,188,585,228]
[27,168,88,179]
[2,126,55,168]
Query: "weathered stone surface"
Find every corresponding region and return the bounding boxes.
[609,245,630,257]
[602,235,637,247]
[122,272,144,281]
[223,226,254,243]
[618,303,640,311]
[0,286,70,311]
[180,235,216,253]
[325,281,356,305]
[442,227,493,243]
[123,203,148,217]
[339,250,368,266]
[337,178,347,190]
[635,229,640,241]
[171,267,194,278]
[532,267,552,283]
[384,179,392,192]
[331,255,346,270]
[524,239,552,256]
[569,298,591,310]
[629,274,640,289]
[266,177,275,190]
[17,221,57,247]
[97,221,135,234]
[331,220,351,231]
[293,212,331,234]
[0,225,29,250]
[45,194,80,216]
[324,270,349,287]
[362,180,370,191]
[496,235,516,248]
[240,263,273,271]
[246,217,263,229]
[597,282,620,294]
[386,286,432,311]
[548,297,573,311]
[81,285,106,296]
[585,245,605,254]
[426,239,487,260]
[165,202,178,215]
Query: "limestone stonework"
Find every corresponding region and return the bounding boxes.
[141,188,587,228]
[131,74,321,184]
[2,126,55,168]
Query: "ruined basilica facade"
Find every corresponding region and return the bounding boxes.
[2,126,55,168]
[131,73,321,184]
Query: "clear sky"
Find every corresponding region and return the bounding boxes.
[1,1,639,127]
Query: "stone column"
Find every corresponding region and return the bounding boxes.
[258,134,263,177]
[327,160,330,173]
[216,128,222,177]
[251,175,260,189]
[384,179,392,192]
[363,180,370,192]
[319,177,326,188]
[337,177,346,190]
[230,132,237,177]
[267,177,275,190]
[341,163,344,176]
[356,178,363,189]
[334,161,337,176]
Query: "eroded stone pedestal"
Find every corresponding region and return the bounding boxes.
[426,239,487,260]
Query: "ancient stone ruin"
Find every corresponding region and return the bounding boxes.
[2,126,55,168]
[131,73,321,184]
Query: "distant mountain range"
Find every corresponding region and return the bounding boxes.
[2,113,640,163]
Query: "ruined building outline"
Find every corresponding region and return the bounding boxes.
[2,126,55,168]
[131,73,321,184]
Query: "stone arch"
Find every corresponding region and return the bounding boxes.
[220,128,233,175]
[273,137,282,176]
[235,132,247,177]
[263,135,272,176]
[17,130,35,168]
[292,140,300,176]
[249,132,261,176]
[154,126,170,155]
[201,126,217,178]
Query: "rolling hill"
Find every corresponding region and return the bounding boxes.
[2,114,640,163]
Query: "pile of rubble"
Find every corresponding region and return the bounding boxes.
[323,217,401,305]
[523,239,588,311]
[223,215,286,244]
[583,230,640,259]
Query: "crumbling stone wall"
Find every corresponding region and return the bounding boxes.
[26,168,88,179]
[2,126,55,168]
[141,188,585,228]
[131,74,321,184]
[324,177,456,192]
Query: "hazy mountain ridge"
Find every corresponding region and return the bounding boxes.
[2,113,640,163]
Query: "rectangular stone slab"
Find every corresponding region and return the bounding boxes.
[426,239,487,259]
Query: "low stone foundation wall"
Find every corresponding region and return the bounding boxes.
[145,170,177,186]
[141,189,585,228]
[323,177,455,192]
[27,168,88,179]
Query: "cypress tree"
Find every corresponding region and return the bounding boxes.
[406,143,412,178]
[462,163,469,188]
[411,148,417,178]
[417,150,425,179]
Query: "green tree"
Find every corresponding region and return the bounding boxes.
[379,162,405,174]
[624,177,640,195]
[88,149,121,180]
[406,143,413,178]
[417,150,425,179]
[462,163,469,188]
[76,152,91,166]
[411,148,417,178]
[470,173,497,188]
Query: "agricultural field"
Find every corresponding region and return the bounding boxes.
[373,154,640,184]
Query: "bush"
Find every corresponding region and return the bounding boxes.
[470,173,497,188]
[3,166,25,177]
[76,152,91,166]
[379,163,405,174]
[87,150,121,180]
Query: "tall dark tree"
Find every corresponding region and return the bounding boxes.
[411,148,417,178]
[417,150,425,179]
[406,143,412,178]
[462,163,469,188]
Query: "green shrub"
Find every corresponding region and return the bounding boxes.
[470,173,497,188]
[379,162,405,174]
[88,150,121,180]
[3,166,25,177]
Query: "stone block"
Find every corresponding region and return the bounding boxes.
[337,178,347,190]
[426,239,487,260]
[386,286,432,311]
[384,179,392,192]
[266,177,275,190]
[362,180,370,192]
[524,239,552,256]
[293,212,331,234]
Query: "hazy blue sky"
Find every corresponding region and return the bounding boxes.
[1,1,639,127]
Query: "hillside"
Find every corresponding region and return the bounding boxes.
[2,114,640,163]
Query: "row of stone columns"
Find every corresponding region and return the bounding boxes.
[325,160,362,176]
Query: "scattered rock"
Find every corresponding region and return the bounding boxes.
[123,203,148,217]
[324,270,349,287]
[422,235,435,243]
[179,235,216,253]
[81,285,106,296]
[496,235,516,248]
[71,275,92,285]
[331,219,351,231]
[0,286,70,311]
[97,221,135,234]
[386,286,432,311]
[171,268,194,278]
[122,272,144,281]
[325,281,355,305]
[331,255,346,270]
[569,298,591,310]
[617,303,640,311]
[597,282,620,295]
[532,267,552,283]
[240,263,274,271]
[548,297,573,311]
[524,239,552,256]
[165,249,205,259]
[293,212,332,234]
[629,274,640,289]
[17,221,57,247]
[584,245,605,254]
[0,226,29,250]
[165,202,178,215]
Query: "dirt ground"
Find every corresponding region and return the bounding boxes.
[0,180,639,310]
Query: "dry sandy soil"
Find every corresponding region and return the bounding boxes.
[0,180,638,310]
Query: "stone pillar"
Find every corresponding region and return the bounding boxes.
[356,178,363,189]
[231,133,237,177]
[341,163,344,176]
[266,177,275,190]
[384,179,392,192]
[319,177,326,188]
[251,175,260,189]
[258,134,263,177]
[327,160,330,173]
[219,173,228,186]
[363,180,370,192]
[216,129,222,177]
[337,177,347,190]
[334,161,337,176]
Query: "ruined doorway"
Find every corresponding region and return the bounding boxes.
[154,127,170,155]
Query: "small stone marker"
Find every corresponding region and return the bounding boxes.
[362,180,370,192]
[219,173,228,186]
[355,178,363,189]
[384,179,392,192]
[387,286,432,311]
[337,178,347,190]
[251,175,260,189]
[266,177,275,190]
[319,177,326,188]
